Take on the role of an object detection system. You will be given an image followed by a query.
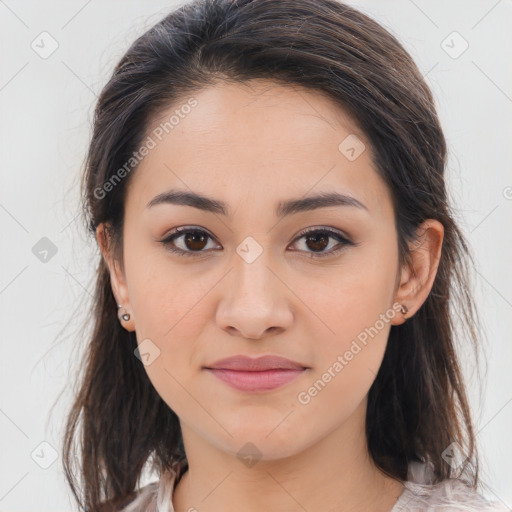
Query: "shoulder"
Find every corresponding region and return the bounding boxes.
[394,478,510,511]
[110,458,187,512]
[96,481,159,512]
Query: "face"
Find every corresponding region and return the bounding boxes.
[104,79,409,461]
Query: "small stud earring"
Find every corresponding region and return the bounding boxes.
[117,304,131,322]
[400,304,408,315]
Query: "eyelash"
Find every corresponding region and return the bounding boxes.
[160,226,354,259]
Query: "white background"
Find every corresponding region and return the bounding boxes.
[0,1,511,510]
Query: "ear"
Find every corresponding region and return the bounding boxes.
[96,222,135,332]
[390,219,444,326]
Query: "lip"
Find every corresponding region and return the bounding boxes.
[204,355,308,371]
[203,355,309,393]
[206,368,307,392]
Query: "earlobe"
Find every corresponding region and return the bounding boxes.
[391,219,444,325]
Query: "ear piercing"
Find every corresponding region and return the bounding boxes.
[400,304,408,315]
[117,304,131,322]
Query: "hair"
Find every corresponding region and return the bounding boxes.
[62,0,484,510]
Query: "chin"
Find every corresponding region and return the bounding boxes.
[213,422,311,462]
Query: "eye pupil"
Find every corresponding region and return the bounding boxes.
[306,233,329,252]
[185,231,208,250]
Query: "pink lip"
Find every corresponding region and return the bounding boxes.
[206,368,306,392]
[203,355,309,392]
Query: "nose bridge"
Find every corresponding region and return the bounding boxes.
[230,236,277,304]
[216,237,293,339]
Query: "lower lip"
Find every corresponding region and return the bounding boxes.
[205,368,306,392]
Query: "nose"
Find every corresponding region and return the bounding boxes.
[215,254,294,340]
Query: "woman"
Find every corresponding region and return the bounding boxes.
[62,0,509,510]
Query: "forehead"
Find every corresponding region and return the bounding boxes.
[126,79,392,218]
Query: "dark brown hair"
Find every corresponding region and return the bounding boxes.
[62,0,483,510]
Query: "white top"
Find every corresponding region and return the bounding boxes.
[391,461,510,511]
[118,459,510,512]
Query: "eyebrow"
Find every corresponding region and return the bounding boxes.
[146,189,368,217]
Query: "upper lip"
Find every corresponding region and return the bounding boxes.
[204,355,308,371]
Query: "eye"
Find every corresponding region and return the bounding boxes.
[289,227,354,258]
[160,226,220,257]
[160,226,354,258]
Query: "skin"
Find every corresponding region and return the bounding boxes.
[97,79,444,512]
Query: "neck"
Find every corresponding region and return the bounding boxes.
[172,400,404,512]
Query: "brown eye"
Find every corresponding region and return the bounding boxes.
[161,227,220,257]
[290,228,354,258]
[182,231,208,251]
[160,226,354,259]
[304,232,330,252]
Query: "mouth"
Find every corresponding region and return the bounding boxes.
[204,367,308,392]
[203,354,310,392]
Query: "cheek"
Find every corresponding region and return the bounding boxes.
[124,235,213,338]
[303,247,397,341]
[297,242,398,388]
[125,256,214,413]
[122,245,218,398]
[290,281,395,433]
